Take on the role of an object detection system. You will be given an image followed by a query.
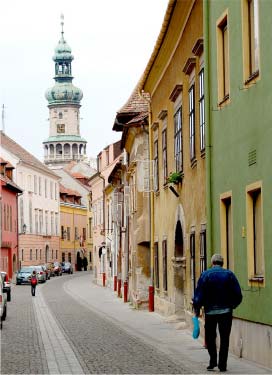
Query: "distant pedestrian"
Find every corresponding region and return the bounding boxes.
[30,270,38,296]
[193,254,242,372]
[83,256,88,271]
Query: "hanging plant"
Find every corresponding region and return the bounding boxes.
[166,171,183,185]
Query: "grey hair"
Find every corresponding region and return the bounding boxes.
[211,253,224,265]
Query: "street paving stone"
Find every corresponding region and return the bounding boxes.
[1,272,271,375]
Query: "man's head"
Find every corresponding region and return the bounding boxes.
[211,253,224,266]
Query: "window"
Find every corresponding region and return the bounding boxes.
[83,228,86,241]
[20,198,24,233]
[246,184,264,281]
[68,252,72,263]
[39,210,43,234]
[30,249,32,261]
[189,85,196,161]
[35,210,38,234]
[34,175,37,194]
[29,201,32,233]
[162,129,168,184]
[58,112,63,119]
[39,176,42,195]
[36,249,38,260]
[220,194,234,270]
[62,252,65,262]
[55,213,58,235]
[21,249,24,261]
[51,212,54,235]
[10,206,12,231]
[89,218,92,238]
[67,227,70,241]
[243,0,260,82]
[50,181,53,199]
[75,227,78,240]
[45,179,47,198]
[174,107,183,172]
[162,239,168,291]
[199,69,205,152]
[45,211,48,235]
[217,14,230,103]
[56,250,58,259]
[40,249,42,260]
[200,229,207,273]
[154,242,159,289]
[61,226,65,240]
[52,249,54,260]
[190,232,196,293]
[154,140,159,192]
[89,252,92,262]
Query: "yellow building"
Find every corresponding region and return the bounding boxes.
[59,184,88,270]
[138,0,206,319]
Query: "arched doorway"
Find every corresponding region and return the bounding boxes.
[45,245,49,263]
[172,206,186,317]
[13,254,17,274]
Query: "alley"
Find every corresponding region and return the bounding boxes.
[1,272,270,375]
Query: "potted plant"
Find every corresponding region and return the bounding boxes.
[166,171,183,185]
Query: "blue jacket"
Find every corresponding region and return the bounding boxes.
[193,266,242,315]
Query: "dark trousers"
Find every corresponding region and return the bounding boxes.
[205,312,232,370]
[31,285,36,296]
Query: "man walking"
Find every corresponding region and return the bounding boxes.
[193,254,242,372]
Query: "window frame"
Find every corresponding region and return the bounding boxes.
[189,84,196,161]
[174,107,183,172]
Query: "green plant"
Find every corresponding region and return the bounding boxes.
[166,171,183,185]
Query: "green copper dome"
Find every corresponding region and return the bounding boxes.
[53,35,74,62]
[45,82,83,104]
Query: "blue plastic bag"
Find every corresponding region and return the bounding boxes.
[192,316,200,339]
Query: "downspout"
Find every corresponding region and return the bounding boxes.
[138,88,155,312]
[204,0,213,257]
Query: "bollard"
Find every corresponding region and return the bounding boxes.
[117,279,121,297]
[123,280,128,303]
[102,272,106,287]
[113,276,117,291]
[149,285,154,312]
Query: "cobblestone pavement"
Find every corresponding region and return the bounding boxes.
[1,272,271,375]
[1,281,49,374]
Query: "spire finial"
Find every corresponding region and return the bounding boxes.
[60,13,64,39]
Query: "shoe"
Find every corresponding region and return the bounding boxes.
[207,364,217,371]
[219,368,227,372]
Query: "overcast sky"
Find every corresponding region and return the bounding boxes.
[0,0,168,162]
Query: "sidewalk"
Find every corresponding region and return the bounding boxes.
[64,272,271,375]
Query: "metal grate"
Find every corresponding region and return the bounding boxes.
[248,149,257,166]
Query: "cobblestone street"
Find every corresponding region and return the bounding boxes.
[1,272,270,375]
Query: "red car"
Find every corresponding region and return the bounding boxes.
[53,262,62,276]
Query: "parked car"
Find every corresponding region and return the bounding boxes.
[52,262,62,276]
[46,262,55,277]
[1,271,11,301]
[33,266,47,283]
[16,267,35,284]
[0,276,7,329]
[42,264,51,280]
[61,262,73,274]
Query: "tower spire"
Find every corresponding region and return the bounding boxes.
[60,14,64,39]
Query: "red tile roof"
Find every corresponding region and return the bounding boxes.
[117,86,149,114]
[0,131,58,178]
[59,183,81,197]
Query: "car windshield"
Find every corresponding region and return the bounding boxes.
[19,267,34,273]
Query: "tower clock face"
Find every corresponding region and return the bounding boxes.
[57,124,65,133]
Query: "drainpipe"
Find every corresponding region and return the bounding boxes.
[204,0,213,256]
[139,88,155,312]
[98,173,106,285]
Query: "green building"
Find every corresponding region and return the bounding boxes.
[205,0,272,368]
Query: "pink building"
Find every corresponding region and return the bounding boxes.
[0,158,22,278]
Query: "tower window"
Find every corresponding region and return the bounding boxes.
[58,112,63,119]
[57,124,65,133]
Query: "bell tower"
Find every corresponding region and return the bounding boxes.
[43,15,87,165]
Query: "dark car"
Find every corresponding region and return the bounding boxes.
[61,262,73,274]
[0,276,7,329]
[1,272,11,301]
[53,262,62,276]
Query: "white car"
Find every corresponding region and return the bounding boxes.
[0,276,7,329]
